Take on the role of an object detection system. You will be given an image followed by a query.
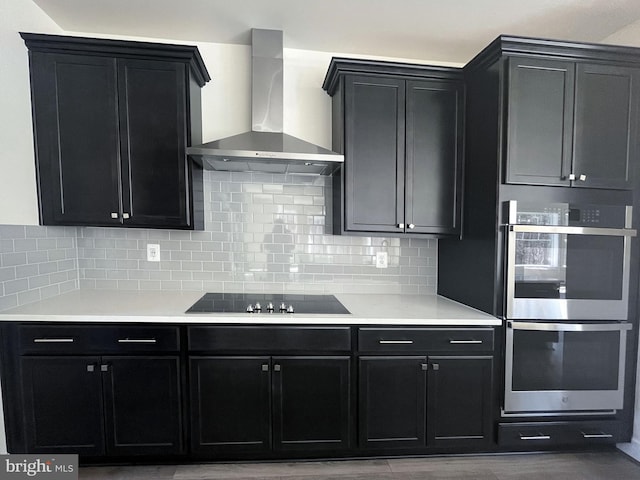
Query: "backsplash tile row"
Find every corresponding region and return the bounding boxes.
[77,171,438,295]
[0,225,79,311]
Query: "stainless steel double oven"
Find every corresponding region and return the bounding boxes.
[502,201,636,416]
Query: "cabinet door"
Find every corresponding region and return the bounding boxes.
[573,64,638,190]
[505,57,574,186]
[29,52,122,226]
[189,356,271,456]
[272,356,350,451]
[21,356,105,454]
[427,356,493,448]
[117,59,191,227]
[406,80,464,235]
[102,356,183,456]
[344,75,405,233]
[358,356,426,449]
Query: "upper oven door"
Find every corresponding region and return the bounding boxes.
[505,204,636,320]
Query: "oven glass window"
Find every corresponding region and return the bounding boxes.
[514,233,624,300]
[512,330,620,391]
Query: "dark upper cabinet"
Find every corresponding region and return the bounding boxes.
[506,56,638,190]
[343,75,405,233]
[21,33,210,228]
[324,60,464,237]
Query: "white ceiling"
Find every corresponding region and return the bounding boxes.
[31,0,640,63]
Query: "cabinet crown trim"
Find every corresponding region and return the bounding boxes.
[20,32,211,87]
[322,57,463,96]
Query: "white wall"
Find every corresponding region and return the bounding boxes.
[0,0,63,226]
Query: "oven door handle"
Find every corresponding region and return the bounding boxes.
[508,224,636,237]
[508,321,633,332]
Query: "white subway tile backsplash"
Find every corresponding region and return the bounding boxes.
[0,171,437,308]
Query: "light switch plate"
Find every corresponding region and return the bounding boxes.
[375,251,388,268]
[147,244,161,262]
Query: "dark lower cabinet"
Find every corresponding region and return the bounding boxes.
[190,356,351,457]
[272,356,351,451]
[190,356,272,455]
[426,356,493,448]
[103,356,183,456]
[359,354,494,451]
[359,356,427,449]
[22,356,105,455]
[21,355,182,456]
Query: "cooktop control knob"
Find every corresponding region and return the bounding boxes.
[286,305,295,314]
[266,302,274,312]
[279,302,287,312]
[246,304,254,313]
[254,302,262,312]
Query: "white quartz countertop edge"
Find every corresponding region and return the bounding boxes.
[0,313,501,326]
[0,290,501,326]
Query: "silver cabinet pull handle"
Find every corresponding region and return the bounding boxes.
[87,364,95,372]
[408,224,415,229]
[274,364,281,372]
[262,364,269,372]
[582,433,613,439]
[111,212,119,219]
[122,213,130,219]
[568,173,576,181]
[449,340,483,344]
[579,174,587,182]
[520,434,551,441]
[33,338,74,343]
[100,364,109,372]
[432,363,439,371]
[421,363,428,371]
[379,340,414,344]
[117,338,157,343]
[398,223,405,228]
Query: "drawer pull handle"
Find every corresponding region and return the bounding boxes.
[100,364,109,372]
[33,338,74,343]
[582,433,613,439]
[379,340,414,344]
[274,364,281,372]
[520,434,551,441]
[117,338,157,344]
[449,340,483,344]
[86,364,95,372]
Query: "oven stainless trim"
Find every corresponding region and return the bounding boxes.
[503,320,630,416]
[505,203,635,320]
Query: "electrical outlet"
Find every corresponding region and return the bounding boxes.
[147,244,161,262]
[375,251,388,269]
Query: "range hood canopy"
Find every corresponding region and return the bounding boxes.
[187,29,343,175]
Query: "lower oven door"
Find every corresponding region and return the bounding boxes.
[503,320,632,416]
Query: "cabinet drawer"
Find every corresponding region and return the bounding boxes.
[498,421,622,449]
[358,328,494,353]
[19,325,180,354]
[188,326,351,353]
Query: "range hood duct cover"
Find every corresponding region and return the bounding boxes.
[187,29,343,175]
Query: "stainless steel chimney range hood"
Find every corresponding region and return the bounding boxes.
[187,29,343,175]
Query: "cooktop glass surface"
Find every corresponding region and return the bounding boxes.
[186,293,350,314]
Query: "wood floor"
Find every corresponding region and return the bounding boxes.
[78,451,640,479]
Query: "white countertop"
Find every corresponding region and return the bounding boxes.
[0,290,501,326]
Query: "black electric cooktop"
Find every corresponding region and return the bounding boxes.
[186,293,351,315]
